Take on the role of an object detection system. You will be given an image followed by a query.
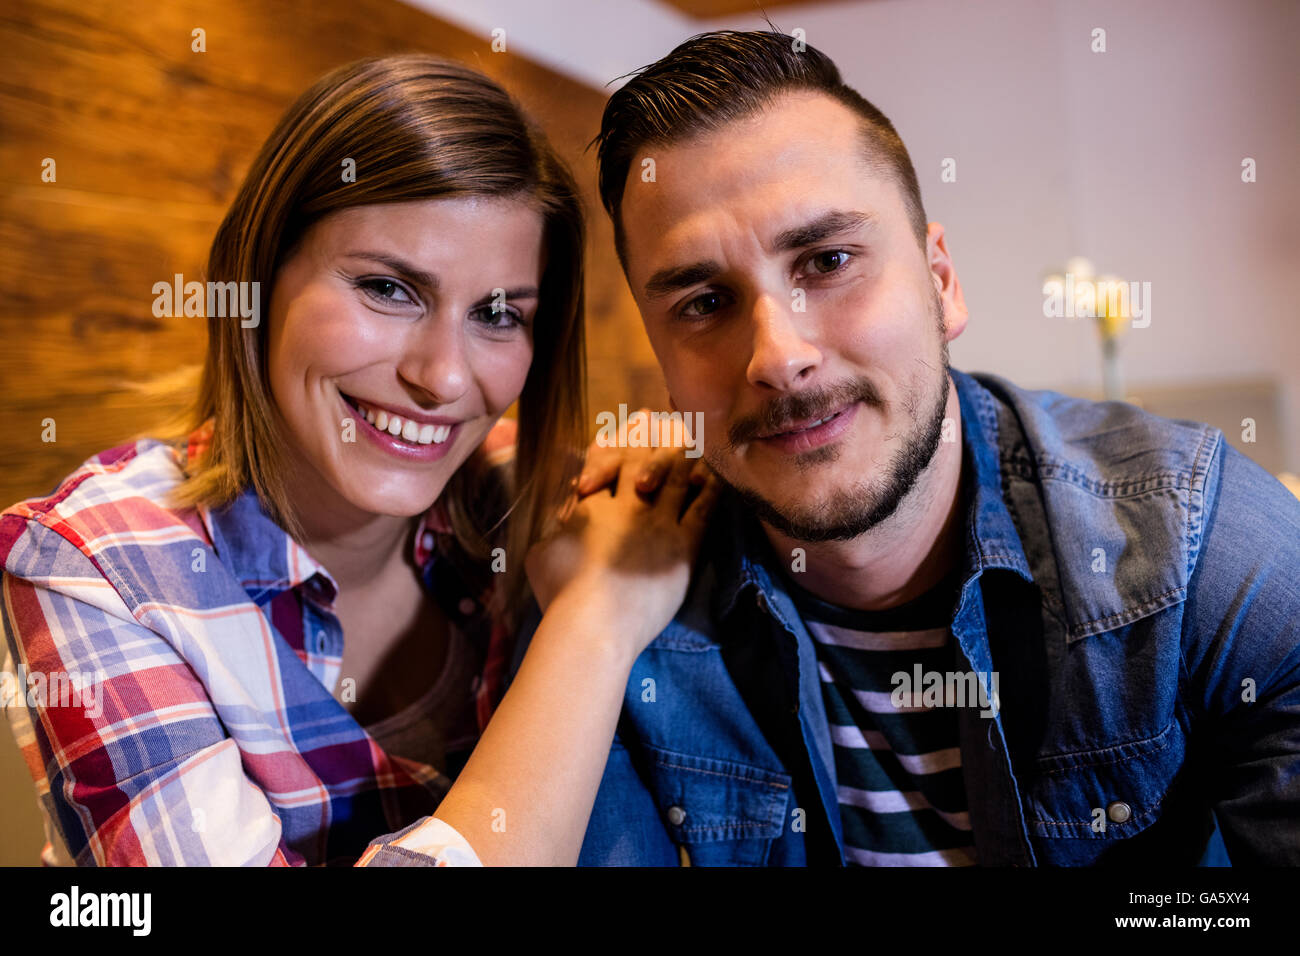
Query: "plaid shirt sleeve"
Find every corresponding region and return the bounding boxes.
[1,518,294,866]
[355,816,483,867]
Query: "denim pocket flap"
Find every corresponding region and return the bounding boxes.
[646,745,790,844]
[1023,720,1181,841]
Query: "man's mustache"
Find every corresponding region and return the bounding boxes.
[725,378,884,448]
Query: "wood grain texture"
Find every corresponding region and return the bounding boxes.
[0,0,666,513]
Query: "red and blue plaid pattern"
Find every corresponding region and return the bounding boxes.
[1,420,516,866]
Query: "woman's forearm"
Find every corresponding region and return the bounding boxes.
[432,584,642,865]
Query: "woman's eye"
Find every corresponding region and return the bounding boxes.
[358,277,414,304]
[808,250,852,274]
[472,304,524,329]
[680,291,727,318]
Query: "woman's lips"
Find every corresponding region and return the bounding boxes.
[340,393,461,463]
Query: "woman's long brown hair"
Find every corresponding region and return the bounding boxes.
[164,54,587,629]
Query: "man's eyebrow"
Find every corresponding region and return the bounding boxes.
[771,210,876,252]
[343,251,439,290]
[643,260,724,301]
[641,212,876,301]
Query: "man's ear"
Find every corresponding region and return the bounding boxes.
[926,222,969,342]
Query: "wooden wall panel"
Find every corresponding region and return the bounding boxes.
[0,0,666,512]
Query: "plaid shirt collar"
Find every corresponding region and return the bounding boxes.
[186,423,453,609]
[199,485,453,607]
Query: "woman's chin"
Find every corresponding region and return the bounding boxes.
[335,476,447,521]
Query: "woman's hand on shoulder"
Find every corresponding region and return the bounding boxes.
[524,409,720,654]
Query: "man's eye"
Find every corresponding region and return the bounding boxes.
[358,277,414,303]
[808,250,852,274]
[680,292,727,318]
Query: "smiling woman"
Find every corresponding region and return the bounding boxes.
[0,54,720,867]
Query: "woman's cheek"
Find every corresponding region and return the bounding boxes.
[475,337,534,413]
[307,301,388,365]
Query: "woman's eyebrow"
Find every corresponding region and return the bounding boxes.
[343,250,440,290]
[471,287,539,308]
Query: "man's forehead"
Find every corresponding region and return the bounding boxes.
[626,92,866,197]
[619,96,897,283]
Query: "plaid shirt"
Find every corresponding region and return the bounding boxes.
[0,420,515,866]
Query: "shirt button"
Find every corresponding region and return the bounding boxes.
[1106,801,1132,824]
[666,805,686,826]
[315,631,328,654]
[458,597,477,615]
[422,532,436,551]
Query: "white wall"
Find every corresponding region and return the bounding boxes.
[409,0,1300,470]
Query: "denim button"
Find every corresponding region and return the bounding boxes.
[1106,801,1131,824]
[666,805,686,826]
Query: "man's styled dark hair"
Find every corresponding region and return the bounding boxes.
[594,30,929,263]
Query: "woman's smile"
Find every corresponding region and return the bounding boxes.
[339,390,464,463]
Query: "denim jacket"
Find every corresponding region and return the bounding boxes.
[515,368,1300,866]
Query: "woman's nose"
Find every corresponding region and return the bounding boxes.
[396,318,471,406]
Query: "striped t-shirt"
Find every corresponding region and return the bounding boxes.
[787,572,977,866]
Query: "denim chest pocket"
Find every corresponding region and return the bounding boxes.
[1021,720,1184,857]
[643,745,791,866]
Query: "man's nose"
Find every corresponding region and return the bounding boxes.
[744,291,821,392]
[397,316,471,406]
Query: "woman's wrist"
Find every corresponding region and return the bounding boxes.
[536,578,659,670]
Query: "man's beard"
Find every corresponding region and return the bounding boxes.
[709,291,951,544]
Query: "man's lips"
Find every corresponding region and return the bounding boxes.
[750,401,861,455]
[756,403,854,439]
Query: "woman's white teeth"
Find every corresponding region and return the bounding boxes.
[353,399,452,445]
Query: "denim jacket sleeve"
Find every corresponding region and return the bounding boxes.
[1181,442,1300,864]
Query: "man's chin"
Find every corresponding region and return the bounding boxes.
[713,472,877,543]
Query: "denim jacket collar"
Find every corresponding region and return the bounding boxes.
[705,368,1037,633]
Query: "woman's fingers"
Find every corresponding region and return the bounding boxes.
[577,407,653,496]
[576,443,623,496]
[634,416,697,492]
[653,451,700,516]
[614,444,657,502]
[578,408,706,497]
[681,473,724,543]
